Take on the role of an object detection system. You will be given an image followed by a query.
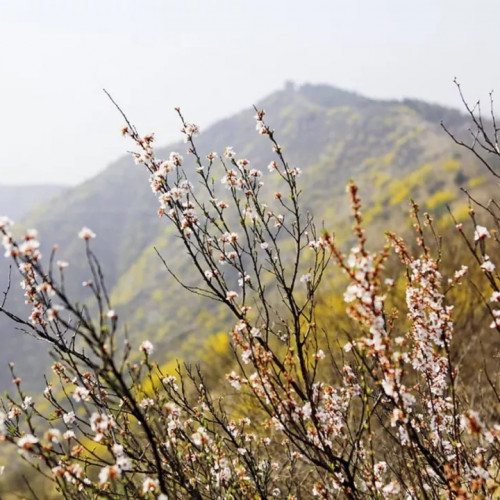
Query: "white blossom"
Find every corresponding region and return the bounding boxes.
[140,340,154,355]
[17,434,38,450]
[73,386,90,403]
[78,227,96,240]
[474,225,490,241]
[63,412,76,425]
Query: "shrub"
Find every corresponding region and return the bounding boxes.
[0,86,500,498]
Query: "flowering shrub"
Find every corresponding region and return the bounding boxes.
[1,92,500,498]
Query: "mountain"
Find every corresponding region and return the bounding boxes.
[0,83,491,390]
[0,184,67,221]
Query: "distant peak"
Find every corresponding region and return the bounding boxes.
[262,82,373,110]
[297,83,372,108]
[256,82,373,115]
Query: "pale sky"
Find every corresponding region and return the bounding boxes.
[1,0,499,186]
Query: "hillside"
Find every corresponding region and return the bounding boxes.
[0,83,492,390]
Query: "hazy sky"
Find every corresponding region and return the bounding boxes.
[1,0,499,186]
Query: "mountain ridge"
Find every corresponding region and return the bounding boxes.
[0,83,489,389]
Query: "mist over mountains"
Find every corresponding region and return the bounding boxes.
[0,83,490,390]
[0,184,67,221]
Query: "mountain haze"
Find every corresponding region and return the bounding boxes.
[0,83,490,389]
[0,184,67,221]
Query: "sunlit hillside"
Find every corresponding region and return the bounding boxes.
[0,83,493,392]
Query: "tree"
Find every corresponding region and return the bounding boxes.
[0,89,500,498]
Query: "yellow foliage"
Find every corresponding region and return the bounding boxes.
[452,204,471,222]
[142,358,180,396]
[389,184,410,206]
[363,203,384,224]
[395,105,417,116]
[386,126,424,163]
[78,433,109,459]
[469,176,486,188]
[112,252,150,304]
[425,190,455,210]
[407,163,433,186]
[326,106,351,117]
[348,111,361,123]
[362,157,378,169]
[382,151,395,166]
[387,163,433,206]
[279,105,294,118]
[142,332,232,396]
[374,171,391,188]
[199,332,231,358]
[442,158,460,172]
[152,289,164,303]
